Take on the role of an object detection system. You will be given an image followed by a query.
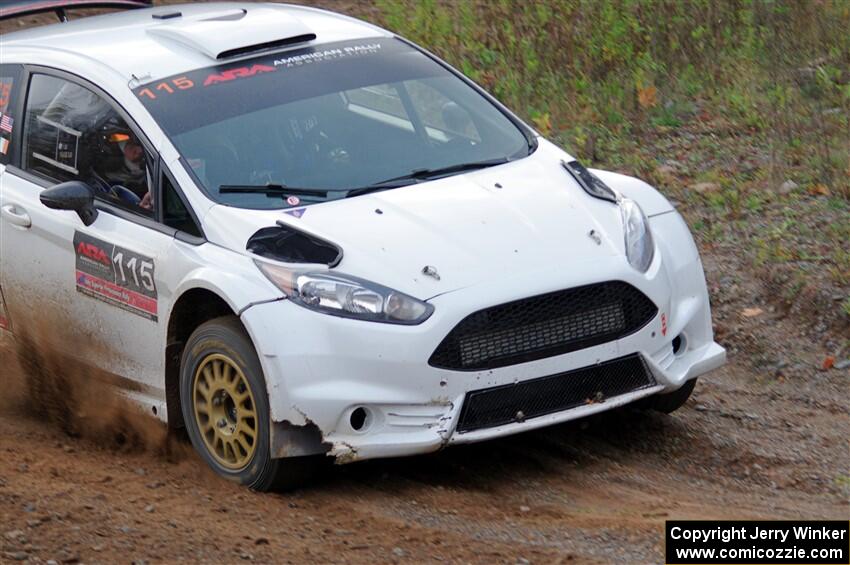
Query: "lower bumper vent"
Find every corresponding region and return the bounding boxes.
[455,354,655,433]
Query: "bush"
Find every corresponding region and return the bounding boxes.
[375,0,850,196]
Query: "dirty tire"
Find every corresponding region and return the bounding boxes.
[649,378,697,414]
[180,315,318,491]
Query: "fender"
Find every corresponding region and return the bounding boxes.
[168,233,284,316]
[649,210,715,362]
[536,138,675,217]
[169,266,282,318]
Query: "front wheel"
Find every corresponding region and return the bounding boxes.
[179,316,317,491]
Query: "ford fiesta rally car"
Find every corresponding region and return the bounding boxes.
[0,0,726,490]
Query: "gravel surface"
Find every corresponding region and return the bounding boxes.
[0,250,847,564]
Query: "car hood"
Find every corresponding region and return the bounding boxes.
[202,143,639,300]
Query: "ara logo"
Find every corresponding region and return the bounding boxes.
[77,242,110,266]
[203,64,276,86]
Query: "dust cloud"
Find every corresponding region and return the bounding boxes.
[0,321,187,461]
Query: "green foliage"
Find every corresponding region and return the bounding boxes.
[375,0,850,291]
[374,0,849,191]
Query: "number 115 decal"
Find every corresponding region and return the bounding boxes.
[73,231,159,321]
[136,76,194,100]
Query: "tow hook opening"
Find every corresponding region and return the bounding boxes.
[349,407,370,432]
[672,333,688,357]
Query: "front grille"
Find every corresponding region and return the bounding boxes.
[429,281,657,370]
[456,354,655,433]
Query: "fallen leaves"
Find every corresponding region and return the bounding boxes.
[637,84,658,109]
[807,183,831,196]
[741,307,764,318]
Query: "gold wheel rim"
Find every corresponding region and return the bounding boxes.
[192,353,258,470]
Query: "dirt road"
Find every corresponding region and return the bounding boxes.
[1,2,848,563]
[1,252,847,565]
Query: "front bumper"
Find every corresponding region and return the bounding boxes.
[241,211,725,462]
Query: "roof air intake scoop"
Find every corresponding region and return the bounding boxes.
[147,6,316,60]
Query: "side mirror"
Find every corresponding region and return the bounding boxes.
[40,181,99,226]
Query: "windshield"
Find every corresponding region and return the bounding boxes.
[134,38,534,209]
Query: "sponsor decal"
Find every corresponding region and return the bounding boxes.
[77,240,111,266]
[661,312,668,337]
[134,40,391,104]
[137,65,277,99]
[283,208,305,219]
[0,137,9,155]
[73,231,158,321]
[0,112,13,133]
[272,43,382,68]
[0,77,13,114]
[137,76,195,100]
[203,64,276,87]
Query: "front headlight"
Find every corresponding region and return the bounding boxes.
[255,261,434,324]
[620,198,655,273]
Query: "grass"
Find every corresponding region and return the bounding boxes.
[371,0,849,327]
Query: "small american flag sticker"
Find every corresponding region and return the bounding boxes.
[0,113,12,133]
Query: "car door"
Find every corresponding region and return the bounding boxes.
[0,63,25,333]
[0,69,175,390]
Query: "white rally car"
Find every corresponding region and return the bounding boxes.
[0,1,725,490]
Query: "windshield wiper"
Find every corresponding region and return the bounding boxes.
[343,180,421,198]
[220,158,511,200]
[344,157,510,198]
[384,157,510,184]
[219,184,329,196]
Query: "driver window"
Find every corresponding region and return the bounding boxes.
[24,74,154,216]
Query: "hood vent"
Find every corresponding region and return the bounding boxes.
[148,6,315,60]
[247,223,342,267]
